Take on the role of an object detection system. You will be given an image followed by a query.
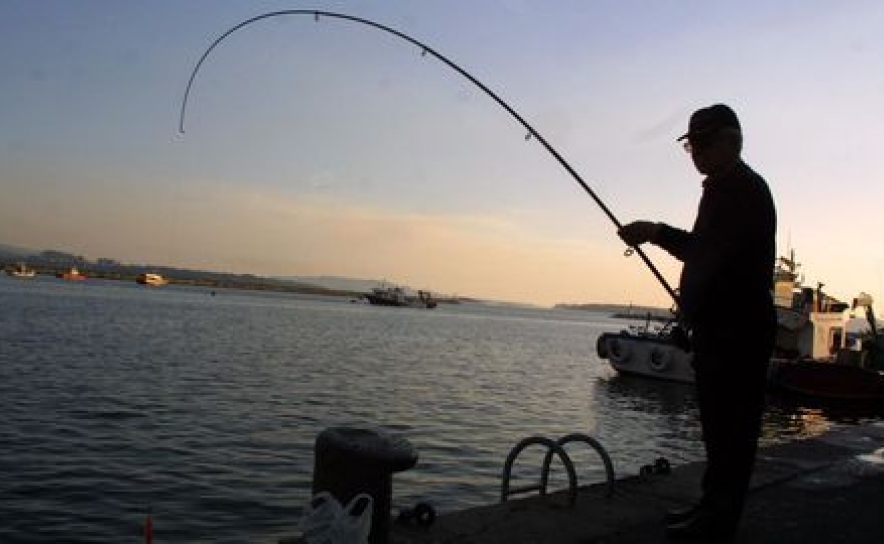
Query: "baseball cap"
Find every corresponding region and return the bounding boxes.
[677,104,741,142]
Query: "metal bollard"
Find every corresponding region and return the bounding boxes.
[312,427,418,544]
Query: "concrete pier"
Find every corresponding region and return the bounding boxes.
[389,423,884,543]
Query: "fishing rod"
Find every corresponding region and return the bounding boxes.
[179,10,680,308]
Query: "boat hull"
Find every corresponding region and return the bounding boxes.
[768,359,884,404]
[597,332,884,405]
[364,285,436,308]
[364,294,435,308]
[597,332,695,384]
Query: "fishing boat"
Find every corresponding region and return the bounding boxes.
[597,251,884,403]
[364,285,436,309]
[56,267,86,280]
[5,262,36,278]
[136,273,168,286]
[596,316,695,383]
[769,291,884,405]
[769,358,884,405]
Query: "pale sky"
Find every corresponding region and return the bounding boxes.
[2,1,883,307]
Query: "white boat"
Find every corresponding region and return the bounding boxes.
[136,273,168,286]
[596,317,695,383]
[597,250,882,391]
[5,262,36,278]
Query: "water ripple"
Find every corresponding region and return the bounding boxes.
[1,278,879,542]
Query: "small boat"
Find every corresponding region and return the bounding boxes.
[596,317,694,383]
[5,262,36,278]
[56,267,86,280]
[597,250,884,404]
[364,284,436,308]
[136,273,168,286]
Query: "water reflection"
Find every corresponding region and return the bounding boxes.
[590,375,704,470]
[592,374,884,467]
[763,396,884,445]
[2,277,882,543]
[595,374,698,416]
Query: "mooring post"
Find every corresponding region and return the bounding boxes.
[312,427,418,544]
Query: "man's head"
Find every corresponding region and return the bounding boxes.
[678,104,743,175]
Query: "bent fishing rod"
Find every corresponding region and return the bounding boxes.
[179,10,680,308]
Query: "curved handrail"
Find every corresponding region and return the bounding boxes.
[501,436,578,506]
[541,433,616,497]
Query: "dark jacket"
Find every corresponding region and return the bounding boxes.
[654,161,776,331]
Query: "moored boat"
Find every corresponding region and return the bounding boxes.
[56,267,86,280]
[136,272,168,286]
[5,262,36,278]
[768,358,884,405]
[596,317,694,383]
[768,290,884,405]
[596,250,884,404]
[364,284,436,308]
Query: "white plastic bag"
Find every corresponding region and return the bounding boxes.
[298,491,373,544]
[298,491,344,544]
[330,493,373,544]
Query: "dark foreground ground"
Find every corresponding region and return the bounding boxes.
[390,422,884,544]
[283,422,884,543]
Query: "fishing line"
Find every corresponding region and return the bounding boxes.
[178,9,680,307]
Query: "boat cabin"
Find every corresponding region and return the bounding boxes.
[775,275,850,360]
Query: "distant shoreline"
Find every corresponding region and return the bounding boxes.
[610,312,671,322]
[1,247,475,303]
[556,302,672,321]
[1,262,469,303]
[3,246,647,308]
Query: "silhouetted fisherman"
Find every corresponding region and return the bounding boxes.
[619,104,777,540]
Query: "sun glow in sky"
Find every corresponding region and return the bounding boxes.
[2,1,884,307]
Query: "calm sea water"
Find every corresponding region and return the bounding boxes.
[1,276,878,543]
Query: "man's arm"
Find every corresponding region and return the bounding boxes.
[654,224,693,262]
[619,221,692,263]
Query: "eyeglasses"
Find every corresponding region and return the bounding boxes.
[681,128,728,154]
[682,134,717,154]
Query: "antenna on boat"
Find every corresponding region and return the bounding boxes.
[178,10,680,308]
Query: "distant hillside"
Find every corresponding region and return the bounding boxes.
[556,302,672,320]
[0,243,37,257]
[0,243,464,300]
[282,276,457,296]
[0,243,474,304]
[0,245,359,296]
[281,276,383,293]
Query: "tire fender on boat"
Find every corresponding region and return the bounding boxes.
[608,338,631,364]
[596,335,609,358]
[649,347,670,372]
